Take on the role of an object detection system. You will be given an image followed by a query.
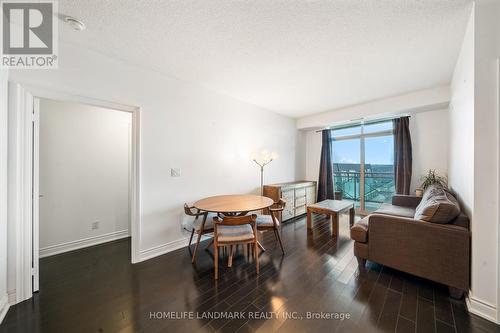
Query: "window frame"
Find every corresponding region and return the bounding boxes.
[330,120,394,214]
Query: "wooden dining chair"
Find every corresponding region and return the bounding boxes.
[256,198,286,254]
[184,204,216,263]
[213,214,259,280]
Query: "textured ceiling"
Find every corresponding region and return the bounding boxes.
[58,0,472,117]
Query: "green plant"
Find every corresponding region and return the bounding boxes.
[420,169,448,190]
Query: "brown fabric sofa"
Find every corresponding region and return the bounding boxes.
[350,192,470,298]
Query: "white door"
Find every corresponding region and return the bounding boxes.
[32,97,40,292]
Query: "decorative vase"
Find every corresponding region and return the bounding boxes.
[415,188,423,197]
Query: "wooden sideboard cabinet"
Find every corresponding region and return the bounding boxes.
[263,181,317,222]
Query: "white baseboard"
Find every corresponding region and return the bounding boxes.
[40,230,130,258]
[139,235,211,262]
[0,294,9,325]
[466,293,498,323]
[7,290,15,305]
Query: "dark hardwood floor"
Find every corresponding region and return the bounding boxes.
[1,214,499,333]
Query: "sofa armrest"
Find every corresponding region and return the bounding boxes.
[392,194,422,208]
[351,217,369,243]
[367,214,470,290]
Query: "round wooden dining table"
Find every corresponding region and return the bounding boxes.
[193,194,274,253]
[193,194,274,215]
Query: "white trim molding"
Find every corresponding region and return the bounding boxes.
[466,293,498,323]
[7,290,15,304]
[39,230,130,258]
[140,237,190,262]
[497,57,500,325]
[0,294,9,324]
[8,82,35,304]
[139,235,211,262]
[0,70,8,325]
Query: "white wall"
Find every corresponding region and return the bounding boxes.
[38,99,131,256]
[472,0,499,323]
[302,107,449,194]
[305,130,322,182]
[473,1,500,322]
[448,6,474,217]
[449,1,500,323]
[297,85,450,130]
[7,40,300,278]
[409,109,449,192]
[294,130,307,180]
[0,70,9,323]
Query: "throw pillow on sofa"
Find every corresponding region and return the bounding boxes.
[414,185,461,223]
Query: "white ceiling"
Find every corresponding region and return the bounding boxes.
[58,0,472,118]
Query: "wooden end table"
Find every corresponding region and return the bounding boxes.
[306,200,355,236]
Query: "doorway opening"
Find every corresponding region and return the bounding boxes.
[8,83,141,303]
[33,98,133,291]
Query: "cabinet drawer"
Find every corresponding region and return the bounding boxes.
[295,196,306,207]
[295,205,306,216]
[295,187,306,198]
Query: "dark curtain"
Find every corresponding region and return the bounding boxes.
[393,117,412,195]
[317,130,334,201]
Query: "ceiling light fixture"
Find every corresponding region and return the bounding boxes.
[64,16,86,31]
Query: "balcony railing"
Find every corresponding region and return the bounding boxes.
[333,169,395,209]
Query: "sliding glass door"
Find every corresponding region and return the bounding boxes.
[331,121,395,213]
[333,137,361,208]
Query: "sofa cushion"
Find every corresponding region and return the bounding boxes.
[375,203,415,218]
[392,195,422,208]
[414,186,460,223]
[450,212,469,229]
[350,217,369,243]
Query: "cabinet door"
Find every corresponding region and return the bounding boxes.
[281,188,295,220]
[282,206,295,221]
[282,188,295,204]
[306,185,316,205]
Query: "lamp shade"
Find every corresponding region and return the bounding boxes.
[251,150,278,165]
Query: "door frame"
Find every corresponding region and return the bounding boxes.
[497,58,500,325]
[8,82,142,303]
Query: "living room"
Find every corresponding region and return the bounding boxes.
[0,1,499,332]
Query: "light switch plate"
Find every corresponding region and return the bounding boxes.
[171,168,181,177]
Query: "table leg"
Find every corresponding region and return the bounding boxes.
[228,245,234,267]
[349,206,355,227]
[331,212,339,236]
[307,208,312,229]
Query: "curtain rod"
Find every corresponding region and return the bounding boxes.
[314,114,411,133]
